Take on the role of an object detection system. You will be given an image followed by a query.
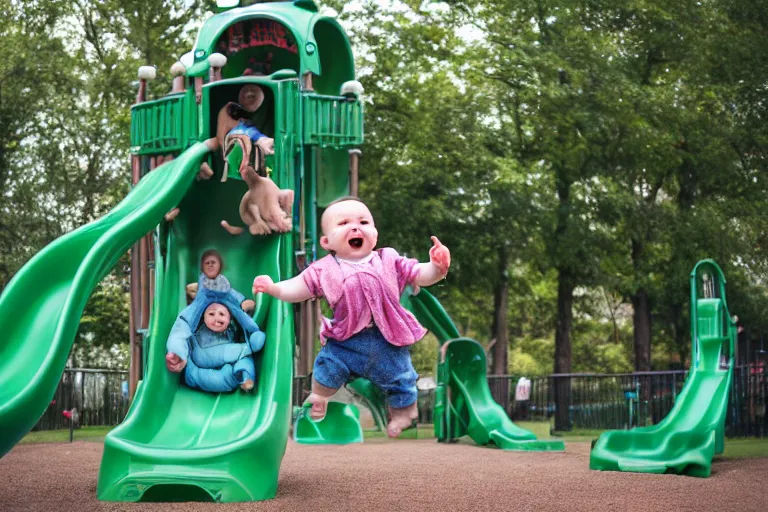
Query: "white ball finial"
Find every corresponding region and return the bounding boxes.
[170,61,186,77]
[340,80,364,97]
[138,66,157,80]
[208,53,228,69]
[179,51,194,69]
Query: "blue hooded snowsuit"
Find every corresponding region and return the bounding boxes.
[166,275,266,393]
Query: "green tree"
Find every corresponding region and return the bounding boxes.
[2,0,204,367]
[0,0,70,288]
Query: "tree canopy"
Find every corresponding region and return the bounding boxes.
[2,0,768,375]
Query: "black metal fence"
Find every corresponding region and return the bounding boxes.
[486,365,767,437]
[490,371,689,430]
[34,366,767,439]
[33,369,130,431]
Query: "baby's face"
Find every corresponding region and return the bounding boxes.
[238,84,264,112]
[204,303,230,333]
[320,200,378,260]
[202,255,221,279]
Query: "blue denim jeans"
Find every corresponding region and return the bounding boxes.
[313,326,418,408]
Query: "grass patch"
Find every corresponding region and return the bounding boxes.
[22,424,767,460]
[516,421,606,443]
[20,426,114,444]
[360,421,603,443]
[719,438,768,460]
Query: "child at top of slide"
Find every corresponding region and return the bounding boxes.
[252,196,450,437]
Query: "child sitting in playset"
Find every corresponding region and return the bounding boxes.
[252,197,451,437]
[184,249,256,310]
[166,250,265,393]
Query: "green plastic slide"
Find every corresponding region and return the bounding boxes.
[0,142,210,458]
[97,148,295,501]
[346,377,388,431]
[408,291,563,451]
[439,338,565,451]
[590,260,735,477]
[293,402,363,444]
[0,142,294,501]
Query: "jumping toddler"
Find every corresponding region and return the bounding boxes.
[252,197,450,437]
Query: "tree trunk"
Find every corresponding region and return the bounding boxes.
[491,247,509,375]
[632,289,652,372]
[631,237,652,372]
[670,300,690,368]
[554,271,574,432]
[491,246,510,413]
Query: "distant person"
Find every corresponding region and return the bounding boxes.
[515,377,531,420]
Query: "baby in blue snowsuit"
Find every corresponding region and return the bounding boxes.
[165,250,265,393]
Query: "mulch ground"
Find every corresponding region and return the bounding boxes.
[1,440,766,511]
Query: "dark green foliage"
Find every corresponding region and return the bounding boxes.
[3,0,768,370]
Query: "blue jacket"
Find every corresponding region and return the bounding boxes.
[166,276,265,362]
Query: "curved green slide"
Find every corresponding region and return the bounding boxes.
[0,142,211,458]
[438,337,564,451]
[409,291,562,451]
[293,402,364,444]
[590,260,735,477]
[0,142,294,501]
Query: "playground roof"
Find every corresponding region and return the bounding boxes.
[186,0,353,82]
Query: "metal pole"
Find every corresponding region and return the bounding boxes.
[302,72,314,92]
[349,149,361,196]
[128,67,149,401]
[128,211,141,400]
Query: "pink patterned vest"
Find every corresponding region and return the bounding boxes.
[301,248,427,346]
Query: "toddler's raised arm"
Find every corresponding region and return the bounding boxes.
[252,274,314,303]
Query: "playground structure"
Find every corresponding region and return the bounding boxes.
[0,0,358,502]
[0,0,556,503]
[0,0,750,505]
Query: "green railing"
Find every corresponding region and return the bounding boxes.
[302,93,363,148]
[130,94,191,155]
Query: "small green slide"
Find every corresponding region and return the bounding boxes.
[346,377,388,431]
[407,291,564,451]
[590,260,735,477]
[293,402,364,444]
[0,142,295,501]
[437,337,564,451]
[291,374,393,443]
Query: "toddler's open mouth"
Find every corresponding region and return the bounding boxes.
[349,237,363,248]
